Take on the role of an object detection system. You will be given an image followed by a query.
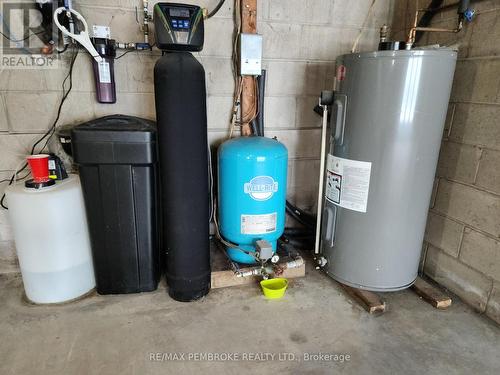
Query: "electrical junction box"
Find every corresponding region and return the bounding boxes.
[255,240,274,261]
[240,33,262,75]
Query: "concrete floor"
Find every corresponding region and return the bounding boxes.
[1,265,499,375]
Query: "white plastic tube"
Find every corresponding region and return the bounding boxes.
[314,105,329,255]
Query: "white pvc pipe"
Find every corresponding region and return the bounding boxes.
[285,256,304,269]
[314,104,329,255]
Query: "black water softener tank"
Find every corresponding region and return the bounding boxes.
[153,3,210,301]
[72,115,160,294]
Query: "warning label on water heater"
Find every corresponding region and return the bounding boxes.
[241,213,277,235]
[325,155,372,213]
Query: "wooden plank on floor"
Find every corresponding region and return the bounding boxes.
[210,241,305,289]
[211,260,306,289]
[411,276,452,310]
[341,284,386,314]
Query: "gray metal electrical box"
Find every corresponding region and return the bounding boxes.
[240,33,262,75]
[321,49,457,292]
[255,240,273,261]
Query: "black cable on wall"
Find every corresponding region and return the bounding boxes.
[207,0,227,18]
[0,48,78,210]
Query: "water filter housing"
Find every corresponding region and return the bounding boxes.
[218,137,288,264]
[321,49,457,291]
[6,175,95,303]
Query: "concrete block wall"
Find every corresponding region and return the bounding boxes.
[392,0,500,324]
[0,2,393,262]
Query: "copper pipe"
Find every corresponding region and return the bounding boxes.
[406,6,464,49]
[414,25,463,33]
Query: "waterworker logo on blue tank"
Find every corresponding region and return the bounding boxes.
[244,176,278,201]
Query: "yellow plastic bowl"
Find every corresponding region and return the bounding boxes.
[260,278,288,299]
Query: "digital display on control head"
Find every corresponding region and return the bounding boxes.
[169,8,190,18]
[171,18,191,29]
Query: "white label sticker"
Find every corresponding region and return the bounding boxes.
[326,155,372,213]
[98,61,111,84]
[241,213,277,235]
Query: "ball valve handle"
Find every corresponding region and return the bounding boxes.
[464,9,475,23]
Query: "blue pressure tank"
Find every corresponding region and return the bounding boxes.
[218,137,288,264]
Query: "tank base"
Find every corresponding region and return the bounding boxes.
[168,286,210,302]
[96,282,158,295]
[23,287,96,306]
[325,270,417,292]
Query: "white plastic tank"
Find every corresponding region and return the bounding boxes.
[6,174,95,303]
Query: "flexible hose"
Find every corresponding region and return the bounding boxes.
[285,201,316,229]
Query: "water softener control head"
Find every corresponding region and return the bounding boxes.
[154,3,204,52]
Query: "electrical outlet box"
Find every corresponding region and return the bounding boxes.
[240,33,262,76]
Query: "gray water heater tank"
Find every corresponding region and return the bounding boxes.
[321,49,457,291]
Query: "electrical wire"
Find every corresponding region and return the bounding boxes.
[232,0,241,77]
[114,49,135,60]
[57,44,69,54]
[210,140,260,261]
[227,0,242,138]
[35,47,79,155]
[207,0,227,18]
[213,200,260,261]
[0,47,78,210]
[0,30,43,43]
[231,0,258,135]
[229,77,243,138]
[208,134,259,261]
[227,1,259,137]
[241,76,259,126]
[351,0,377,53]
[0,172,31,185]
[250,76,259,122]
